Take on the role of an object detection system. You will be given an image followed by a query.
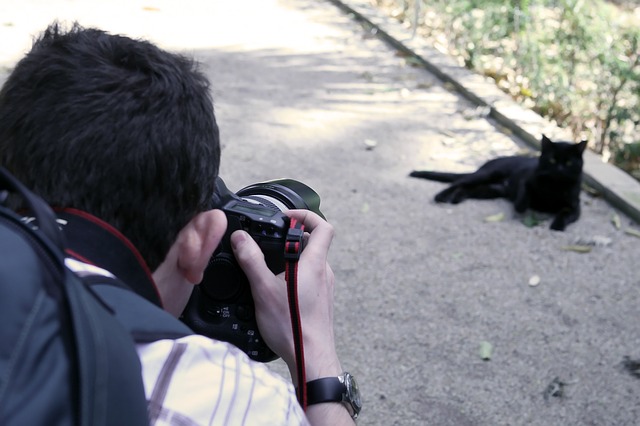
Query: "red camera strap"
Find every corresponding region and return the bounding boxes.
[284,218,307,410]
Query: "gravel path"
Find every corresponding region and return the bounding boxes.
[2,1,639,424]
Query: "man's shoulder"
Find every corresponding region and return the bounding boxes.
[65,258,193,341]
[136,335,292,394]
[137,336,308,425]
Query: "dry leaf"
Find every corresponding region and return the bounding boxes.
[573,236,612,247]
[443,82,456,91]
[497,125,513,135]
[360,71,374,81]
[561,245,592,253]
[479,341,492,360]
[484,212,505,223]
[416,82,433,89]
[625,228,640,238]
[404,57,423,67]
[363,139,378,150]
[611,213,621,230]
[439,129,456,138]
[394,51,412,58]
[582,183,600,196]
[523,212,543,227]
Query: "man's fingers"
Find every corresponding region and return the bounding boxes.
[231,211,334,285]
[286,209,325,232]
[286,210,334,259]
[230,230,272,286]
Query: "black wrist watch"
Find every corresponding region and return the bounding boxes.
[306,372,362,420]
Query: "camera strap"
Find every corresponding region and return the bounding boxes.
[284,217,307,410]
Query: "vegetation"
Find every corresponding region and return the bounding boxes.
[374,0,640,179]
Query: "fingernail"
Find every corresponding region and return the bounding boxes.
[231,230,247,250]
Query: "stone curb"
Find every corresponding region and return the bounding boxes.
[327,0,640,224]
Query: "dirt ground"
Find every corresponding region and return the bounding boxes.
[1,0,639,425]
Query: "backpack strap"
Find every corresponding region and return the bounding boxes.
[0,167,65,250]
[63,270,150,426]
[85,275,194,343]
[0,168,154,425]
[65,258,193,342]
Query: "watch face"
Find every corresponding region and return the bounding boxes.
[345,373,362,413]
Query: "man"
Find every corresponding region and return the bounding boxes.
[0,23,358,425]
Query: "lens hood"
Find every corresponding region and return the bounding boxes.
[237,179,324,219]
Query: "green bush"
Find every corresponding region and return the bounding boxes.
[376,0,640,178]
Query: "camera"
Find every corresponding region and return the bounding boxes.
[180,177,324,362]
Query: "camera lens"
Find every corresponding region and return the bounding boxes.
[236,179,324,219]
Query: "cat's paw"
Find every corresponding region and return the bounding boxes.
[434,186,460,203]
[450,193,466,204]
[434,189,451,203]
[514,197,528,213]
[550,219,566,231]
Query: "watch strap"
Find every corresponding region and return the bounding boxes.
[306,377,344,404]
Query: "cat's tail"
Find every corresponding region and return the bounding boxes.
[409,170,468,182]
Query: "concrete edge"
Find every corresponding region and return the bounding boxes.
[327,0,640,224]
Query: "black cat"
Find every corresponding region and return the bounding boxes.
[409,135,588,231]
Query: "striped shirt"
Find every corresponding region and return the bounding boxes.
[64,258,305,424]
[136,335,309,426]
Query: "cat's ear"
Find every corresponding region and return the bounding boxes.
[541,134,553,150]
[576,139,588,154]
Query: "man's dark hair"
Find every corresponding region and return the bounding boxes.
[0,23,220,270]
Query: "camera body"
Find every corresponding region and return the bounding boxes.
[181,177,323,362]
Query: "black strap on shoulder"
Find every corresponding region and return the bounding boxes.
[0,168,151,425]
[84,275,194,343]
[0,167,65,250]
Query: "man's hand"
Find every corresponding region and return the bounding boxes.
[231,210,355,425]
[230,210,341,381]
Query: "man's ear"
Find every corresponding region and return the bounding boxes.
[176,209,227,284]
